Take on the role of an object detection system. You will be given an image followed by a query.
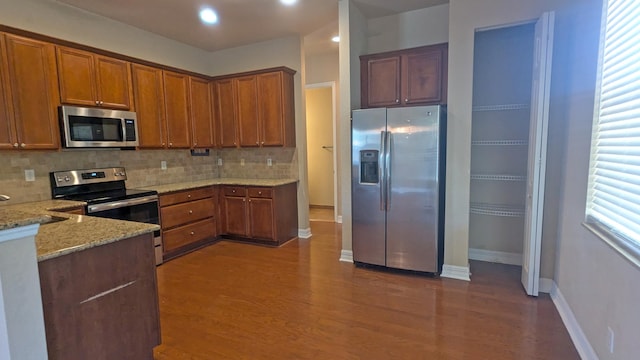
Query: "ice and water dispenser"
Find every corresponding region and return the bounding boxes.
[359,150,379,184]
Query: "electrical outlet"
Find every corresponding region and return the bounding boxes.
[217,158,223,166]
[240,159,245,166]
[267,158,273,167]
[25,169,35,182]
[161,161,167,170]
[607,327,615,353]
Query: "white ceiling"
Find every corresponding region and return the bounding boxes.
[54,0,448,53]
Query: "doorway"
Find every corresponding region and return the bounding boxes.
[469,13,554,296]
[305,83,337,222]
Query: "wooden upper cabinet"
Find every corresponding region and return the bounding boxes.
[361,43,448,108]
[0,35,17,149]
[257,71,295,147]
[213,79,238,148]
[213,68,296,149]
[163,71,191,148]
[57,47,132,109]
[364,56,401,107]
[132,63,166,148]
[189,77,215,148]
[3,34,60,149]
[236,75,259,147]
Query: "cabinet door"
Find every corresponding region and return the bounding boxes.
[5,34,60,149]
[248,197,275,241]
[163,71,191,148]
[95,55,132,109]
[132,64,165,148]
[0,35,17,149]
[257,72,285,147]
[56,47,97,107]
[189,77,215,148]
[213,79,238,148]
[236,75,259,147]
[364,56,401,107]
[224,196,247,236]
[402,49,445,105]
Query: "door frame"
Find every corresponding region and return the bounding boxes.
[305,81,339,222]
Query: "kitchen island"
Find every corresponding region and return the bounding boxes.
[0,201,161,360]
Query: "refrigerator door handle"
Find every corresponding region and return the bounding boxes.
[379,130,386,211]
[385,131,392,211]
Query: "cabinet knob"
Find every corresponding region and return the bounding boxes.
[189,210,193,214]
[261,141,264,145]
[100,101,104,105]
[95,100,99,105]
[258,191,262,195]
[232,190,235,193]
[256,141,259,145]
[13,143,18,148]
[395,99,399,103]
[243,198,246,202]
[169,143,173,147]
[190,231,195,236]
[162,143,166,146]
[187,194,192,198]
[405,98,409,102]
[20,143,25,148]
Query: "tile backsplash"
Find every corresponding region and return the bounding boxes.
[0,148,298,205]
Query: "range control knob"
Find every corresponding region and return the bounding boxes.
[64,176,70,182]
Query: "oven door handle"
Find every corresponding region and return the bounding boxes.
[87,195,158,213]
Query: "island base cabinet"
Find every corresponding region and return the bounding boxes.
[38,233,161,360]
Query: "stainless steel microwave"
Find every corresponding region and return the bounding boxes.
[60,106,139,148]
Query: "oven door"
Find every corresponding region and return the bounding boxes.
[87,195,163,265]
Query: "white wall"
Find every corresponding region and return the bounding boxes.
[552,1,640,359]
[367,4,449,54]
[0,0,210,74]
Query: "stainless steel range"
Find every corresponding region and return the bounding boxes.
[50,167,163,265]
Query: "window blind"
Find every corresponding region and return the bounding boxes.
[586,0,640,252]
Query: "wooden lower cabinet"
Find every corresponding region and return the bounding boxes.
[222,183,298,245]
[159,186,218,259]
[38,233,160,360]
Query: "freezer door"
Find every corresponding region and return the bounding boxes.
[385,106,441,272]
[352,108,387,266]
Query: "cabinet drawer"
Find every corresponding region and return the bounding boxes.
[223,186,247,197]
[247,187,272,198]
[160,187,213,207]
[163,218,216,253]
[160,198,215,229]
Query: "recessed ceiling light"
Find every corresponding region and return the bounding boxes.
[199,8,218,25]
[280,0,298,6]
[331,36,340,43]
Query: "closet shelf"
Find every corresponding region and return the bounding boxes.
[471,140,528,146]
[469,203,525,217]
[470,174,526,181]
[472,104,530,112]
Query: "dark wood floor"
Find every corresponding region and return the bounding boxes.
[153,221,578,359]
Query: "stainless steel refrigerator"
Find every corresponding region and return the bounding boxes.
[352,105,446,274]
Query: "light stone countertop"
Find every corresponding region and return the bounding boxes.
[0,178,295,261]
[139,178,298,194]
[1,200,159,262]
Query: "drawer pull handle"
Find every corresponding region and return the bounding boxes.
[190,231,195,235]
[258,191,262,195]
[189,210,193,214]
[232,189,235,193]
[187,194,191,198]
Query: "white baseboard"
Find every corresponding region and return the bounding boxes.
[339,250,353,263]
[469,248,522,266]
[298,228,312,239]
[336,215,343,224]
[441,264,471,281]
[550,282,598,360]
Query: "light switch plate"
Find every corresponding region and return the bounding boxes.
[25,169,35,182]
[161,161,167,170]
[267,158,273,166]
[217,158,223,166]
[240,159,245,166]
